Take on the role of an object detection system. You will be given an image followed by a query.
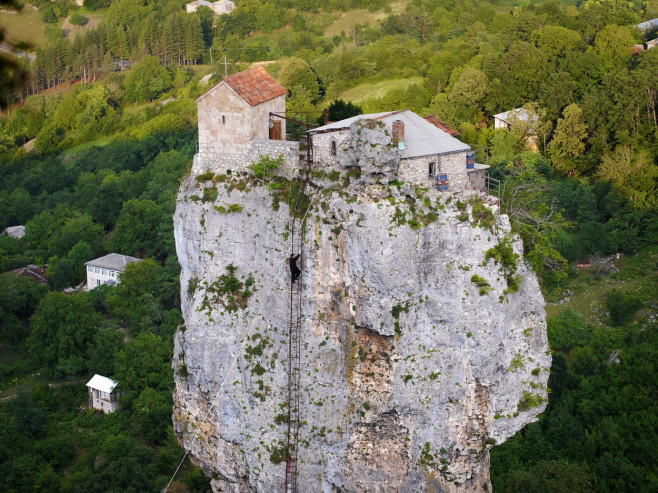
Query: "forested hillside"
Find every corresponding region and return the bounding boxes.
[0,0,657,491]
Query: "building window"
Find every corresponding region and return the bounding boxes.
[331,140,337,156]
[95,268,100,274]
[96,279,101,286]
[222,115,225,124]
[88,266,93,272]
[428,162,435,177]
[102,269,107,276]
[110,271,115,277]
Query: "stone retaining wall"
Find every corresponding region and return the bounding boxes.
[194,139,300,176]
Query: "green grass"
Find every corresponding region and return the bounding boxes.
[323,0,411,37]
[544,247,658,326]
[61,13,104,38]
[0,6,48,48]
[60,135,115,162]
[339,76,423,103]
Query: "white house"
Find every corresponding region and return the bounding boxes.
[2,225,25,239]
[85,253,141,290]
[493,107,539,150]
[87,374,121,413]
[308,109,489,193]
[638,18,658,31]
[492,107,535,130]
[186,0,235,15]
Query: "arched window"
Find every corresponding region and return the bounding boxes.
[331,140,337,156]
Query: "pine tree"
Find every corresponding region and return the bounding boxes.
[185,15,204,65]
[114,26,130,70]
[549,103,588,177]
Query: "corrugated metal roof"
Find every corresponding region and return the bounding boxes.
[3,225,25,239]
[86,374,118,393]
[85,253,141,271]
[309,111,394,132]
[638,18,658,30]
[310,109,471,158]
[493,107,534,124]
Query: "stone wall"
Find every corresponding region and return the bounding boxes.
[397,154,436,185]
[311,131,349,168]
[249,139,300,178]
[398,151,469,190]
[193,139,300,176]
[197,83,286,159]
[468,169,487,192]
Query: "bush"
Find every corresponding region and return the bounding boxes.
[250,154,283,178]
[605,288,641,326]
[547,309,592,350]
[69,13,88,26]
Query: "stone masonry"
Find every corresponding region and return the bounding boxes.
[195,72,299,175]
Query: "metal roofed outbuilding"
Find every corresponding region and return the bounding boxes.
[86,374,121,413]
[87,374,118,393]
[638,18,658,30]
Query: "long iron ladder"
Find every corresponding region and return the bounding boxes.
[285,216,303,493]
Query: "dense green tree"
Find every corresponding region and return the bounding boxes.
[86,325,124,376]
[278,57,320,102]
[28,292,103,376]
[109,199,162,256]
[549,103,588,176]
[106,259,163,333]
[0,274,48,342]
[449,67,488,109]
[124,55,172,102]
[34,123,62,154]
[538,72,577,121]
[594,24,636,70]
[54,95,83,130]
[113,331,173,402]
[596,146,658,209]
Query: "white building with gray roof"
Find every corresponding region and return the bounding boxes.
[86,374,121,413]
[2,225,25,239]
[309,109,488,192]
[85,253,141,290]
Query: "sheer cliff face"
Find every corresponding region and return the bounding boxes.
[173,173,550,493]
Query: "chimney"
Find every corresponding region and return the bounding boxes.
[392,120,405,143]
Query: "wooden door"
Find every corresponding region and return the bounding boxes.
[269,120,282,140]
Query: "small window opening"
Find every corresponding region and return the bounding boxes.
[331,140,337,156]
[428,162,435,177]
[222,115,225,124]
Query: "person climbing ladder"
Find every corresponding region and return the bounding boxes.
[289,254,300,283]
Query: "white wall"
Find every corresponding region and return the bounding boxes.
[86,266,121,290]
[88,388,119,413]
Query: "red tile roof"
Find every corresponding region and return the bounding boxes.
[221,66,287,106]
[423,115,460,137]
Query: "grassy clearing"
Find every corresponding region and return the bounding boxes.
[324,9,388,37]
[0,6,47,48]
[340,76,423,103]
[323,0,410,38]
[61,13,103,39]
[544,246,658,326]
[60,134,115,162]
